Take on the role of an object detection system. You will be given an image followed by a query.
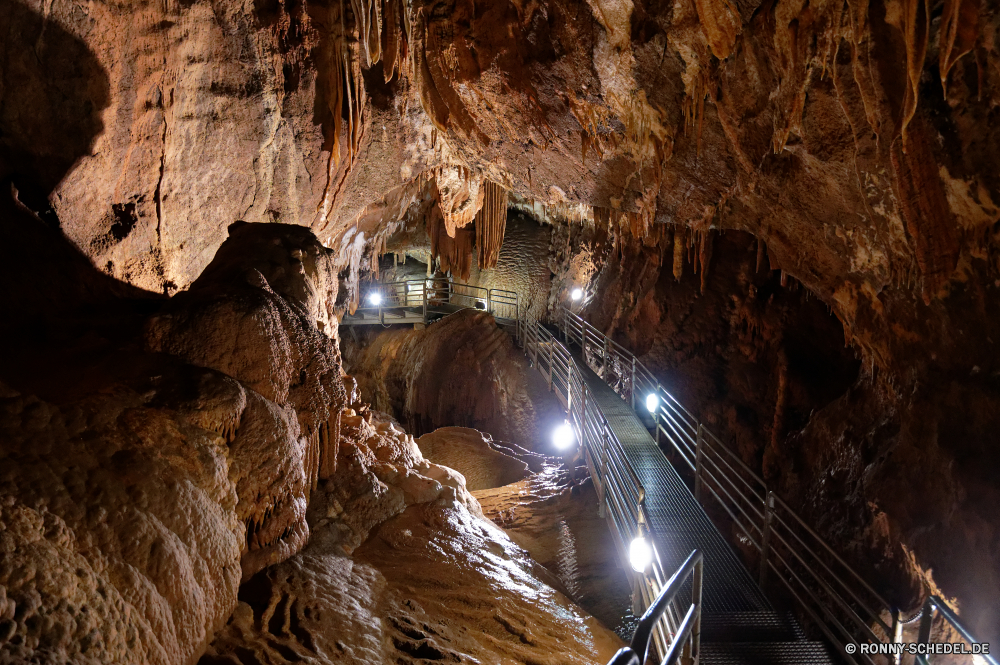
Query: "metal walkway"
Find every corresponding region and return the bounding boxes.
[341,279,518,332]
[572,350,771,616]
[571,347,834,664]
[343,276,996,665]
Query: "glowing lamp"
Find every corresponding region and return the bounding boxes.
[368,292,383,306]
[629,536,653,573]
[553,421,575,450]
[571,288,583,301]
[645,393,659,413]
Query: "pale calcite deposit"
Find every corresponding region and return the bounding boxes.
[202,410,624,665]
[417,427,530,491]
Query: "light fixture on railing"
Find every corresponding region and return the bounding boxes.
[571,287,583,301]
[368,292,382,306]
[645,393,659,413]
[629,534,653,573]
[552,420,575,450]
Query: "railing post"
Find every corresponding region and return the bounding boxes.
[532,326,539,366]
[566,368,572,413]
[603,334,611,377]
[916,597,934,647]
[759,492,775,588]
[599,429,609,519]
[630,356,637,410]
[547,338,554,390]
[422,280,428,324]
[891,607,903,665]
[486,290,492,315]
[653,382,661,445]
[690,557,703,665]
[694,424,705,503]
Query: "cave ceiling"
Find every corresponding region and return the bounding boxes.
[0,0,995,380]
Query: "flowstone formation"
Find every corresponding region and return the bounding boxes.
[0,219,347,663]
[202,405,622,665]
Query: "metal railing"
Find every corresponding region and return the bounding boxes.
[351,279,519,332]
[914,597,998,665]
[609,550,703,665]
[517,316,701,662]
[556,306,993,665]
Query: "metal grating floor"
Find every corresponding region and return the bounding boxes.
[569,350,837,664]
[572,351,769,616]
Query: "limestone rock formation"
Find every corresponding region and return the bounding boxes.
[202,407,622,665]
[0,220,348,663]
[4,0,1000,651]
[475,464,637,639]
[343,309,565,449]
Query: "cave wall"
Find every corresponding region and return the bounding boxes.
[573,225,1000,643]
[342,309,566,450]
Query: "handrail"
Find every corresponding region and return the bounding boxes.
[608,550,703,665]
[350,279,520,337]
[916,596,998,665]
[519,316,690,661]
[552,306,994,665]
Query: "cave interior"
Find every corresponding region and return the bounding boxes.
[1,0,999,662]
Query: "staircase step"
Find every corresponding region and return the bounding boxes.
[701,611,804,643]
[701,641,836,665]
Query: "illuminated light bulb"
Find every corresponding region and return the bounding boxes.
[629,536,653,573]
[571,288,583,301]
[368,292,382,306]
[553,421,575,450]
[645,393,659,413]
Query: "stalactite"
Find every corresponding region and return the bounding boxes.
[698,230,713,293]
[475,181,508,269]
[939,0,979,90]
[673,226,685,281]
[319,411,342,480]
[899,0,930,147]
[769,350,789,460]
[427,203,474,281]
[756,238,766,273]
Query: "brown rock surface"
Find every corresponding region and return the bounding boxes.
[343,309,565,450]
[475,465,637,640]
[4,0,1000,651]
[0,219,345,663]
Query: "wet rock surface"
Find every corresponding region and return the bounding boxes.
[475,466,638,641]
[417,427,531,491]
[202,409,624,665]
